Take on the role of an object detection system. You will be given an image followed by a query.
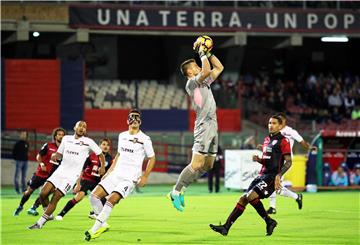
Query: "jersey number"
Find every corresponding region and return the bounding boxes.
[124,186,128,191]
[256,181,268,190]
[91,165,100,177]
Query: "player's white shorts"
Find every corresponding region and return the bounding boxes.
[98,172,136,199]
[47,170,79,195]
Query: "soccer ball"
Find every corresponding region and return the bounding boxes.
[193,35,213,52]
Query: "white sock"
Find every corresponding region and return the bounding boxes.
[172,189,180,196]
[90,194,104,215]
[91,202,113,233]
[269,191,277,208]
[279,187,298,200]
[37,214,49,227]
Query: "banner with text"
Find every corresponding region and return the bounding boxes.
[225,150,262,190]
[69,4,360,33]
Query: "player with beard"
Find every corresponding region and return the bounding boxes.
[55,138,113,220]
[28,121,105,229]
[210,115,291,236]
[13,128,66,216]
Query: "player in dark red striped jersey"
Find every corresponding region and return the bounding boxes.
[210,115,292,236]
[13,128,66,216]
[55,138,113,220]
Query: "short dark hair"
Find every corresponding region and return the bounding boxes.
[52,127,66,140]
[270,115,283,125]
[99,138,111,145]
[276,112,287,120]
[129,108,141,116]
[180,59,196,77]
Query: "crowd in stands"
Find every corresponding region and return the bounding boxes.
[238,72,360,124]
[323,163,360,186]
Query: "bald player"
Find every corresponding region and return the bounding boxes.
[167,37,224,212]
[28,121,106,229]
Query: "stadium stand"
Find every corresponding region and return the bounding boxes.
[85,80,187,109]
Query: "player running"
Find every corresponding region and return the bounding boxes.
[13,127,66,216]
[84,109,156,241]
[55,138,113,220]
[266,112,316,214]
[167,36,224,212]
[28,121,105,229]
[210,115,292,236]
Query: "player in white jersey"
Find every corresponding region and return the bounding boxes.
[28,121,106,229]
[266,112,316,214]
[167,36,224,212]
[84,109,156,241]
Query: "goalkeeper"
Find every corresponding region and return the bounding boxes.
[167,36,224,212]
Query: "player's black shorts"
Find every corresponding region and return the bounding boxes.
[79,179,98,194]
[247,174,276,199]
[28,175,47,190]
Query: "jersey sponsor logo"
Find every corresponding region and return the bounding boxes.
[66,150,79,155]
[121,147,134,153]
[263,155,271,159]
[49,148,56,151]
[271,140,278,145]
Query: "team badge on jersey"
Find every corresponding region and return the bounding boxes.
[76,141,89,146]
[129,138,143,145]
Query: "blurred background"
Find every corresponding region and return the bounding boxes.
[1,0,360,191]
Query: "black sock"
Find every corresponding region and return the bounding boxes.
[19,193,31,207]
[58,199,77,217]
[32,197,42,209]
[250,198,270,221]
[224,202,246,230]
[100,197,107,206]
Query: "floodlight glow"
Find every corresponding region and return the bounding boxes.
[321,36,348,42]
[33,32,40,37]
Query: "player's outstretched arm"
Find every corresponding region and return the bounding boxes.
[209,55,224,81]
[138,155,156,187]
[300,140,317,151]
[197,46,211,83]
[36,154,46,171]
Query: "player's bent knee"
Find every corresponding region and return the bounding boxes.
[75,192,85,201]
[40,189,48,199]
[239,194,248,204]
[53,190,64,200]
[246,190,259,201]
[190,154,206,170]
[25,188,34,195]
[108,192,122,205]
[92,185,106,197]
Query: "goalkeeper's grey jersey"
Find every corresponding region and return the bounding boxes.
[185,73,217,129]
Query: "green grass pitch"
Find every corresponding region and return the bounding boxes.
[1,184,359,245]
